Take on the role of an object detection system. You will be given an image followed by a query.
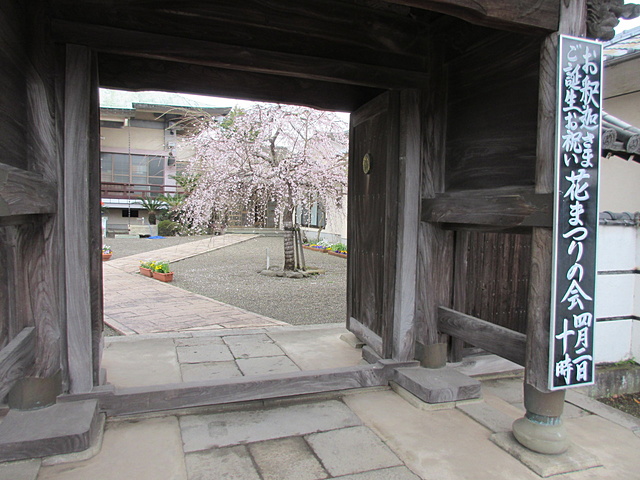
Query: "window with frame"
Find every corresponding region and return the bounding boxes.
[100,153,165,194]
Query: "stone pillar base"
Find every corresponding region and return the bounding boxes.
[512,415,569,455]
[512,383,569,454]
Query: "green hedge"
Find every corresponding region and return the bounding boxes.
[157,220,181,237]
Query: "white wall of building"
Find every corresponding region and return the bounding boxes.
[595,223,640,363]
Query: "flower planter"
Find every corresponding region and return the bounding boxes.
[328,251,347,258]
[102,253,112,261]
[139,267,153,277]
[153,271,174,282]
[302,245,328,253]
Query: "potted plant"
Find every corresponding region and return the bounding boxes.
[102,245,113,261]
[152,261,174,282]
[139,261,153,277]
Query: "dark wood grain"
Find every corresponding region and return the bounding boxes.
[25,2,64,379]
[445,33,542,191]
[450,231,470,362]
[388,0,559,32]
[94,364,395,416]
[0,327,35,400]
[422,188,553,229]
[0,164,56,217]
[438,307,526,366]
[462,232,531,335]
[392,90,421,361]
[526,0,587,392]
[347,91,399,357]
[53,21,429,90]
[0,0,28,170]
[51,0,430,70]
[98,53,382,113]
[63,45,95,394]
[415,42,454,350]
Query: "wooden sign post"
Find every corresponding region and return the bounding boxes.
[549,35,602,390]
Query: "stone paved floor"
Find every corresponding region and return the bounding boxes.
[30,377,640,480]
[102,325,364,387]
[103,234,288,334]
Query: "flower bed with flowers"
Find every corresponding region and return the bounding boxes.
[302,241,347,257]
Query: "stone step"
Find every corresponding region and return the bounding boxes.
[0,400,101,462]
[392,367,481,404]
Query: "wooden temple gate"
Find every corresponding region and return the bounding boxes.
[0,0,630,460]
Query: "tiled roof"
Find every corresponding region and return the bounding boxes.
[599,211,640,225]
[604,26,640,63]
[602,111,640,162]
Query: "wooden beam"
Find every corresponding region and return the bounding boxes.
[349,317,384,355]
[53,21,429,90]
[0,164,56,217]
[98,53,383,112]
[525,1,587,392]
[438,307,526,366]
[415,45,454,349]
[387,0,559,33]
[392,90,421,361]
[63,45,95,394]
[51,0,429,70]
[0,327,35,400]
[422,188,553,229]
[61,363,407,417]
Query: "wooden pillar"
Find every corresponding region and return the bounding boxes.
[414,44,454,366]
[63,44,102,394]
[392,90,421,361]
[515,0,588,454]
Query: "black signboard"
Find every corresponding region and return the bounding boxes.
[549,35,602,390]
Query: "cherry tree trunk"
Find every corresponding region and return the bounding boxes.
[283,207,295,271]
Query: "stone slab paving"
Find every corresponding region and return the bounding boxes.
[0,459,41,480]
[102,338,182,388]
[37,417,188,480]
[306,425,403,477]
[185,446,261,480]
[247,437,328,480]
[179,400,362,452]
[180,361,244,382]
[235,355,301,376]
[102,326,363,387]
[15,383,640,480]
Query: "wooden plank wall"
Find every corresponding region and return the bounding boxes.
[0,1,70,395]
[458,231,531,334]
[0,1,28,170]
[445,32,542,191]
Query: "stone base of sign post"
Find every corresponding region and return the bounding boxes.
[512,384,569,455]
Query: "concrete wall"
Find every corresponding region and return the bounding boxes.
[595,223,640,363]
[601,58,640,213]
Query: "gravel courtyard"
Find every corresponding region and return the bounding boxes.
[106,235,347,326]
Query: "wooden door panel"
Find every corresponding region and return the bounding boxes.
[347,91,398,357]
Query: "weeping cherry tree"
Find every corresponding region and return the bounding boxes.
[180,104,348,271]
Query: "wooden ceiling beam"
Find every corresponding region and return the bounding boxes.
[51,0,430,69]
[97,53,383,112]
[386,0,559,33]
[53,21,429,90]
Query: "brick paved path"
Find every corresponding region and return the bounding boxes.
[103,235,287,334]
